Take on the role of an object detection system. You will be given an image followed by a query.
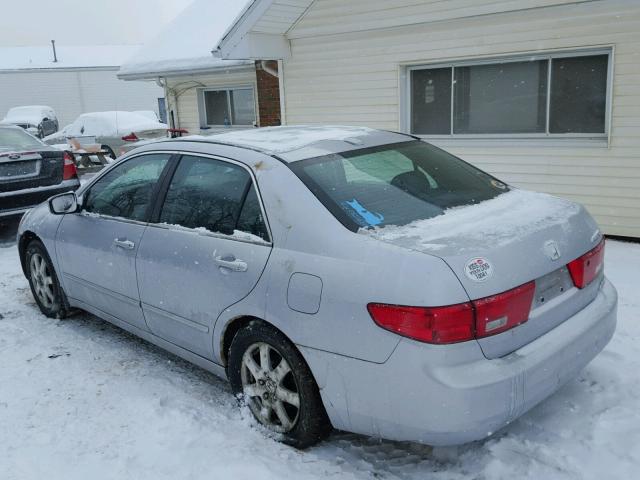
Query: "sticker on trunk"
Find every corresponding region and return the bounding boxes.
[464,257,494,282]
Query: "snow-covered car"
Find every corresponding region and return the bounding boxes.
[132,110,160,121]
[16,126,617,449]
[43,111,168,159]
[0,125,78,218]
[1,105,59,138]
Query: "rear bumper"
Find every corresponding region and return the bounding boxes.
[300,278,617,445]
[0,179,80,217]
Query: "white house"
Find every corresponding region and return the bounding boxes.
[123,0,640,238]
[0,45,164,126]
[118,1,283,133]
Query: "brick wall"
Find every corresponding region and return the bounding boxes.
[255,60,281,126]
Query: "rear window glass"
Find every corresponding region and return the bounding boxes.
[0,128,45,152]
[291,141,508,231]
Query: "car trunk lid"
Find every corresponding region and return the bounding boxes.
[364,188,604,358]
[134,128,167,140]
[0,150,64,193]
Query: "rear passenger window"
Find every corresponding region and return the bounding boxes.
[236,184,269,241]
[160,155,268,241]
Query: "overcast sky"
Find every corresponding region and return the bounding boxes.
[0,0,194,47]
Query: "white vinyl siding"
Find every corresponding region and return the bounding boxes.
[0,68,162,126]
[252,0,313,34]
[288,0,597,38]
[282,0,640,237]
[164,69,257,134]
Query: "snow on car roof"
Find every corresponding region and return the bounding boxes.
[184,126,412,157]
[5,106,52,115]
[118,0,253,79]
[66,111,167,137]
[1,106,54,125]
[0,45,142,71]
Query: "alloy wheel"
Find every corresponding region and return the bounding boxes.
[240,342,301,433]
[30,253,55,309]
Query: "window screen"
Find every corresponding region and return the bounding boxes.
[411,67,452,134]
[204,90,230,126]
[549,55,608,133]
[230,89,256,125]
[454,60,548,134]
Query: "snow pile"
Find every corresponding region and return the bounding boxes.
[209,125,378,154]
[363,188,582,253]
[0,230,639,479]
[118,0,252,78]
[159,223,268,244]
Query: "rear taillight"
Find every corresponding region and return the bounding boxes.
[168,128,188,138]
[474,281,535,338]
[367,303,474,344]
[62,151,77,180]
[368,281,535,345]
[121,132,138,142]
[567,239,605,289]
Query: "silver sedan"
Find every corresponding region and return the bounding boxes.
[17,126,617,448]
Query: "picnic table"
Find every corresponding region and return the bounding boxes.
[66,137,112,173]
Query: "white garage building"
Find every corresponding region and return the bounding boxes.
[0,45,164,126]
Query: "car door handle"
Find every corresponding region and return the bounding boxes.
[113,238,135,250]
[214,255,248,272]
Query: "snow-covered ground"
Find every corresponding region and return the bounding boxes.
[0,222,638,479]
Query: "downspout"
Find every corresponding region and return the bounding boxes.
[155,77,171,127]
[157,77,180,130]
[260,60,279,78]
[277,59,286,125]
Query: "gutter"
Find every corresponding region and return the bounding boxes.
[117,63,254,81]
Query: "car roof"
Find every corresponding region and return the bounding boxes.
[6,105,52,114]
[171,125,416,162]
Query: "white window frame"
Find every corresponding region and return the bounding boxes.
[197,85,257,128]
[401,47,614,142]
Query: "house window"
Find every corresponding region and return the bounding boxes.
[409,51,610,136]
[199,87,256,127]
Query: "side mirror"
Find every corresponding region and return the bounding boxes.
[48,192,79,215]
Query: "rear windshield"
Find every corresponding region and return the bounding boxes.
[0,128,45,152]
[290,141,508,231]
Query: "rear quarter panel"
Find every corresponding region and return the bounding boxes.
[214,157,471,364]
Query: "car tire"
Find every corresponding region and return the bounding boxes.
[228,321,331,449]
[25,240,69,319]
[37,126,44,139]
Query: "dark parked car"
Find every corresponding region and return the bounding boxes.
[0,126,79,218]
